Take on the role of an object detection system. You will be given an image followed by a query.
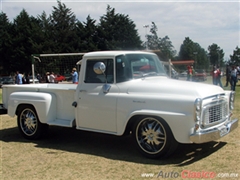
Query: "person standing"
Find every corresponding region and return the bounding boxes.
[230,65,237,91]
[25,74,30,84]
[236,65,240,72]
[22,73,27,84]
[49,72,55,83]
[216,65,223,88]
[72,68,78,84]
[212,66,219,85]
[16,71,23,84]
[186,65,192,81]
[45,72,50,83]
[26,74,30,84]
[36,73,42,83]
[237,65,240,81]
[191,65,195,81]
[225,65,231,87]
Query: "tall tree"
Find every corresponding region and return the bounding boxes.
[48,1,79,74]
[0,12,13,75]
[98,5,142,50]
[178,37,195,60]
[228,46,240,65]
[49,1,78,53]
[37,11,54,53]
[178,37,210,69]
[208,43,224,67]
[159,36,176,60]
[11,9,41,74]
[147,22,176,60]
[81,15,99,51]
[148,22,159,50]
[75,20,86,51]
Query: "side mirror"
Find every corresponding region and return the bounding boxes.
[93,62,106,74]
[93,62,110,89]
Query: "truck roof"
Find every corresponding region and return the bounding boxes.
[83,51,155,58]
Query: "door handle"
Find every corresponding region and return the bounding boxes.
[80,89,87,92]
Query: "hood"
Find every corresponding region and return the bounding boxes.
[124,77,224,98]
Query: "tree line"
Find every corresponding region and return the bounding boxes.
[0,1,239,75]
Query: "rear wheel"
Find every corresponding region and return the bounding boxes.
[17,105,48,140]
[132,116,178,159]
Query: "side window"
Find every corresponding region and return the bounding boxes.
[84,59,113,83]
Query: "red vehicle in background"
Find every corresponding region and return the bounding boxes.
[55,75,66,82]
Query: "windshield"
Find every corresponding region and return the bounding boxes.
[115,53,167,83]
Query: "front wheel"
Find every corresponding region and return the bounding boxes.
[132,116,178,159]
[17,105,48,140]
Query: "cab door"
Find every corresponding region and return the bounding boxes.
[76,59,118,133]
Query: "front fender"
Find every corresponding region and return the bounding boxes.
[8,92,57,123]
[119,109,194,143]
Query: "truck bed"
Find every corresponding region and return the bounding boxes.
[2,83,78,125]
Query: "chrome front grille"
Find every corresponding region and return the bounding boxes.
[202,101,228,128]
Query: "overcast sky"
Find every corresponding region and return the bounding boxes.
[1,0,239,61]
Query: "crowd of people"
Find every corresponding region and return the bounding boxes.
[224,64,239,91]
[15,67,78,85]
[11,65,240,91]
[211,64,239,91]
[45,72,55,83]
[184,64,239,91]
[45,68,78,84]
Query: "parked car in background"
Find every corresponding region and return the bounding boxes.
[193,69,207,81]
[0,76,15,87]
[29,76,39,83]
[180,70,188,77]
[55,75,66,82]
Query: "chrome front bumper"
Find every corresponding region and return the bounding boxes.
[190,119,238,143]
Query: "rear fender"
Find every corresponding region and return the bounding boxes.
[8,92,57,123]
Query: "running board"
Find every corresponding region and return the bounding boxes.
[48,119,75,127]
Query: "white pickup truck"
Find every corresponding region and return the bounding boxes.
[0,51,238,159]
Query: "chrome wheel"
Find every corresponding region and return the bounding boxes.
[133,116,177,158]
[136,117,166,154]
[17,105,48,139]
[19,108,38,136]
